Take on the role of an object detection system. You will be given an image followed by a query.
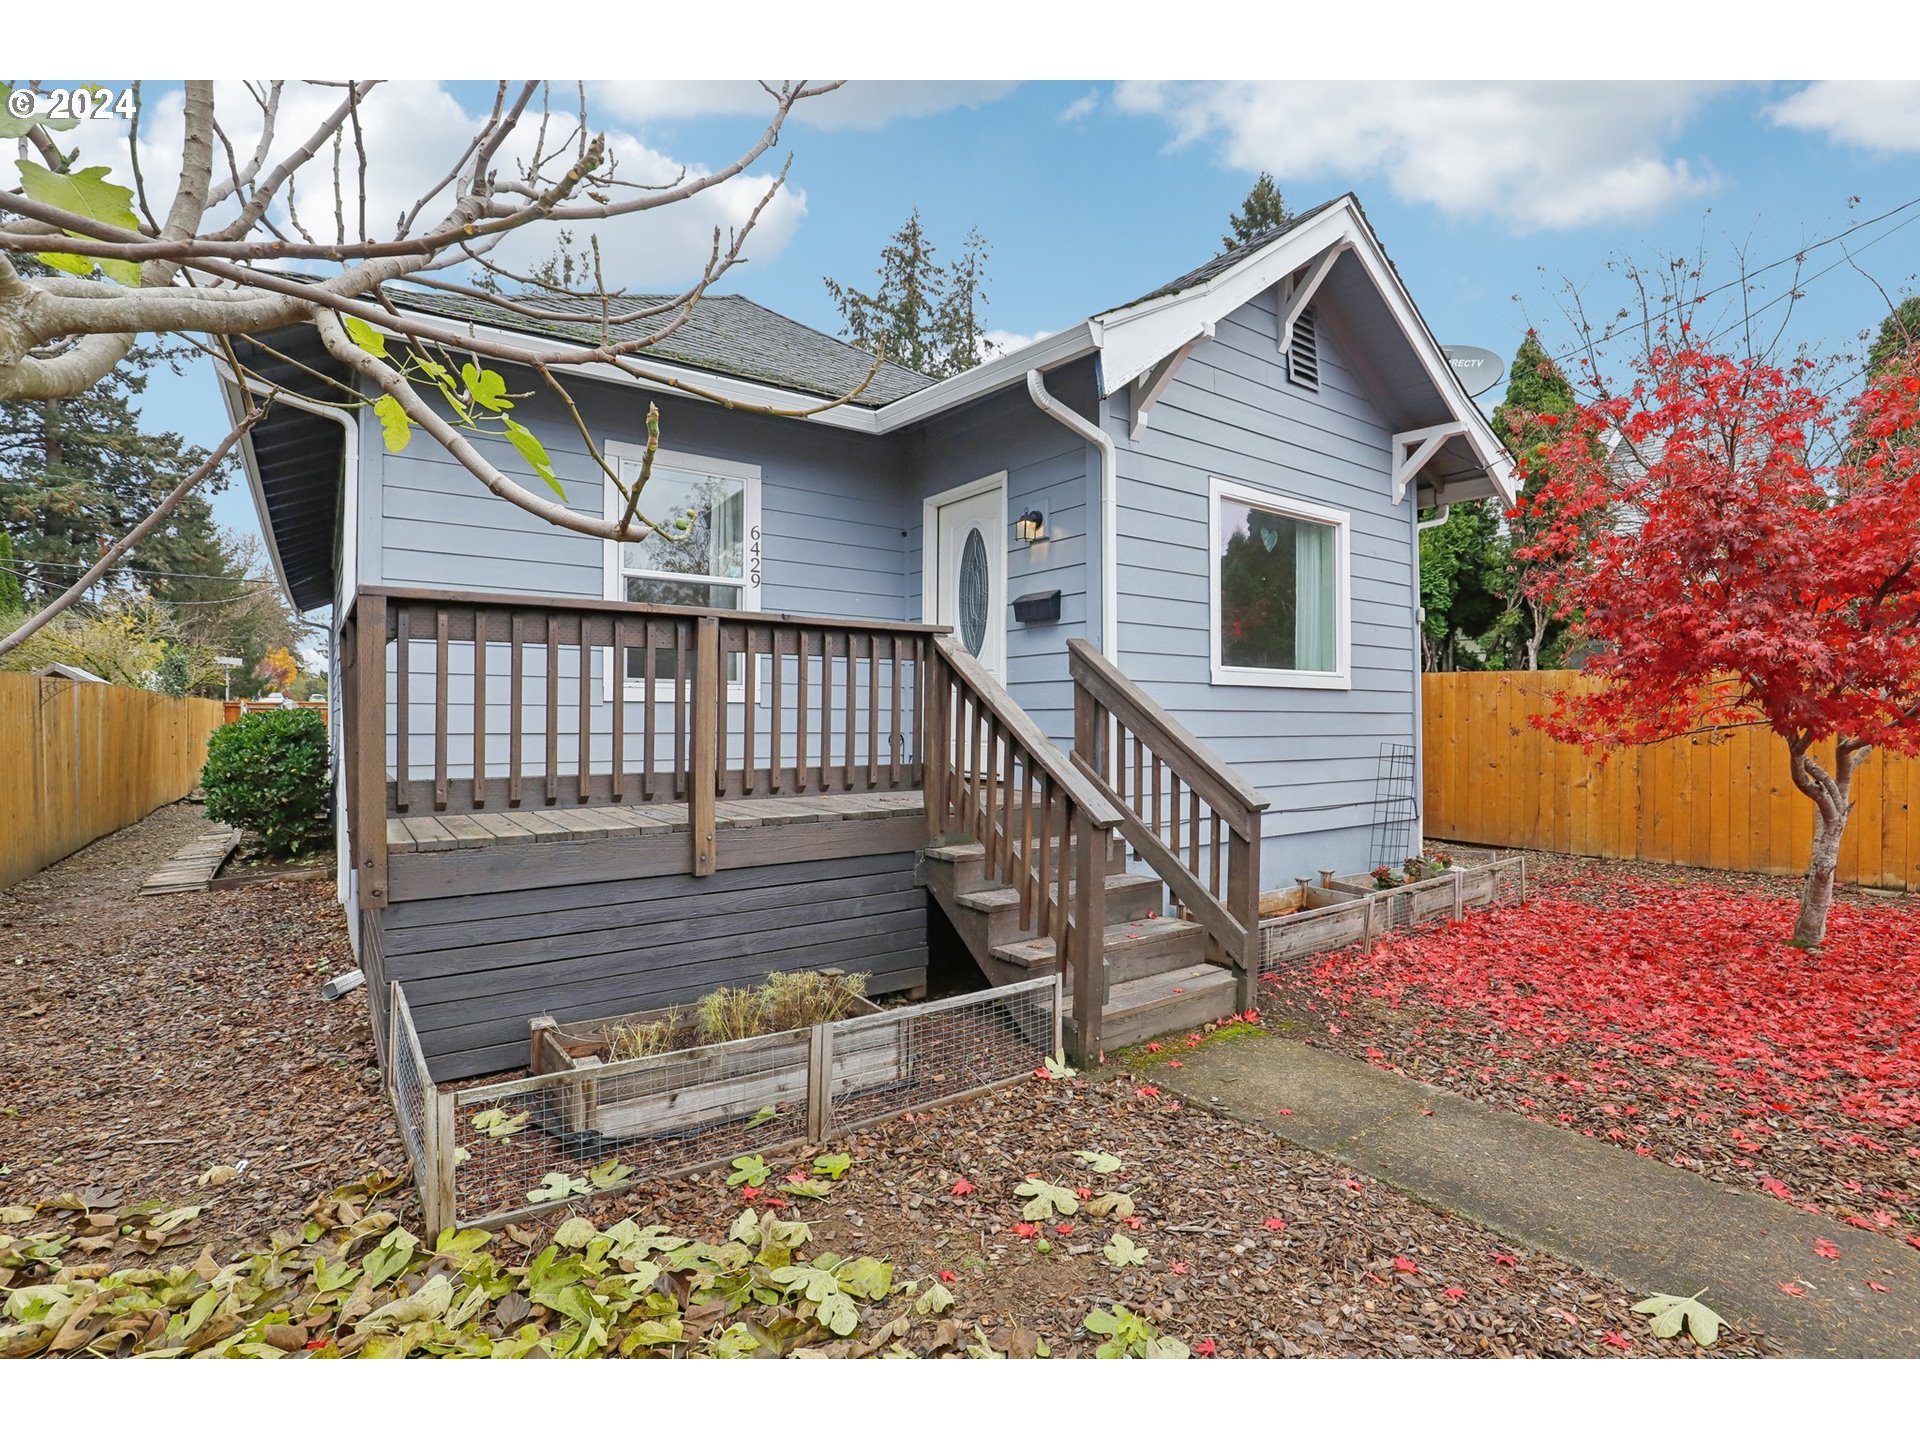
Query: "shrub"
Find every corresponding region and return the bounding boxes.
[202,707,332,856]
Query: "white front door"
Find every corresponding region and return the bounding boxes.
[927,477,1006,681]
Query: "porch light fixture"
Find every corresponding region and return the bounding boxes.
[1015,508,1046,544]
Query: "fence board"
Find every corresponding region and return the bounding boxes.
[1423,670,1920,891]
[0,672,226,889]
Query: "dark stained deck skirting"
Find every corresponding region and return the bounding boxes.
[374,794,930,1082]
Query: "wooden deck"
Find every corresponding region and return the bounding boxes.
[384,790,925,854]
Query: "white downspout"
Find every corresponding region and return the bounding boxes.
[1025,368,1118,662]
[218,366,361,907]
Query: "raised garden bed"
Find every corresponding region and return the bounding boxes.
[1257,856,1526,974]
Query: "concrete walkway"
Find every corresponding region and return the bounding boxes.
[1149,1034,1920,1357]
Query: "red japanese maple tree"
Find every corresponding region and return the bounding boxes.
[1516,331,1920,945]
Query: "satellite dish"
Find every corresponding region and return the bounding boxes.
[1442,344,1506,399]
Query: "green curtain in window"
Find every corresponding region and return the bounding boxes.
[1293,521,1334,670]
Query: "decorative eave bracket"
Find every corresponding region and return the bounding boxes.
[1391,421,1468,504]
[1276,241,1352,352]
[1128,322,1214,439]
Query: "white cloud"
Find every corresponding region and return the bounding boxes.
[1057,90,1099,125]
[593,80,1016,131]
[979,327,1052,361]
[92,81,805,292]
[1769,81,1920,153]
[1113,81,1722,231]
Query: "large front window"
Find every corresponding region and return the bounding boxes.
[1208,478,1349,689]
[604,445,761,689]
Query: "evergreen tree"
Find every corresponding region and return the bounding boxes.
[1866,295,1920,377]
[0,532,22,616]
[1490,332,1579,669]
[1222,172,1294,252]
[823,212,993,379]
[1417,499,1506,670]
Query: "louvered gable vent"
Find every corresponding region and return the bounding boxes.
[1287,305,1320,392]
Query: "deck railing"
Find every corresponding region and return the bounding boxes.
[339,586,944,906]
[1066,638,1269,1010]
[924,634,1123,1059]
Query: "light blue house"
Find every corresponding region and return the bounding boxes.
[229,193,1512,1078]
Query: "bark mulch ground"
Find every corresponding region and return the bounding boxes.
[1264,848,1920,1250]
[2,813,1768,1355]
[0,802,402,1258]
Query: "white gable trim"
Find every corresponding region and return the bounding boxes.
[1391,422,1469,505]
[1090,198,1515,506]
[1128,323,1212,439]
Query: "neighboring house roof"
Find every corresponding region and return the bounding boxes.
[33,662,105,683]
[385,288,936,408]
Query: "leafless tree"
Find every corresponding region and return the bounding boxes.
[0,79,864,656]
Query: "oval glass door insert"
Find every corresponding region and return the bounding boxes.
[958,527,989,656]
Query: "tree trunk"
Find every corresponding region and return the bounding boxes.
[1786,740,1866,947]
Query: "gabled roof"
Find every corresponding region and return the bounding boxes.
[387,288,935,409]
[1113,195,1350,310]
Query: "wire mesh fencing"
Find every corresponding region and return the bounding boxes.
[387,984,432,1178]
[386,975,1060,1232]
[1257,856,1527,979]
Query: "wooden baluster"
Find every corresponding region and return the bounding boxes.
[867,633,881,791]
[983,720,1000,878]
[544,614,559,805]
[742,627,756,796]
[715,627,729,800]
[848,629,864,791]
[508,613,523,807]
[472,609,488,809]
[610,618,626,803]
[1019,758,1035,929]
[689,616,719,875]
[1036,774,1055,940]
[770,628,785,794]
[432,607,449,810]
[576,613,592,804]
[1151,754,1163,843]
[820,632,835,793]
[1131,733,1144,826]
[889,635,903,790]
[796,629,811,793]
[1049,794,1071,956]
[642,626,656,801]
[672,622,687,800]
[1188,786,1201,873]
[393,607,411,813]
[967,695,983,842]
[1210,812,1223,897]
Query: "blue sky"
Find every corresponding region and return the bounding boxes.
[121,80,1920,549]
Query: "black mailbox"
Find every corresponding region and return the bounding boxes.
[1012,590,1062,624]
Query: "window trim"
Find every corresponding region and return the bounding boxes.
[1206,475,1352,691]
[602,443,763,702]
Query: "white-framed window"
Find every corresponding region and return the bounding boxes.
[1207,476,1351,690]
[603,443,763,696]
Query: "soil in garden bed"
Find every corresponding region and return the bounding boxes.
[1263,849,1920,1247]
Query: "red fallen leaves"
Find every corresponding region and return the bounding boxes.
[1166,1060,1185,1069]
[1169,1261,1190,1275]
[739,1186,762,1201]
[1443,1286,1467,1300]
[1491,1252,1518,1267]
[939,1269,957,1283]
[1012,1222,1039,1239]
[1392,1255,1419,1274]
[1145,1043,1163,1054]
[1602,1331,1632,1351]
[1869,1281,1891,1293]
[1815,1237,1842,1259]
[949,1179,975,1197]
[1134,1085,1161,1099]
[1844,1215,1879,1231]
[1055,1222,1074,1236]
[1262,1217,1288,1231]
[1759,1177,1793,1202]
[1075,1187,1093,1201]
[1779,1282,1807,1296]
[1194,1338,1218,1357]
[1277,1108,1294,1116]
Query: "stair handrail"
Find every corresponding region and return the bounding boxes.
[925,634,1120,1060]
[1065,638,1269,1009]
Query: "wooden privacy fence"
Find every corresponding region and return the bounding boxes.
[0,671,226,889]
[1424,670,1920,892]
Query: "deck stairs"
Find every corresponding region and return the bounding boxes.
[919,830,1239,1049]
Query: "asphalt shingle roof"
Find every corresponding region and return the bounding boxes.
[1113,195,1350,311]
[388,287,936,408]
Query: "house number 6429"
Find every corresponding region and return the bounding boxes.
[749,525,762,589]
